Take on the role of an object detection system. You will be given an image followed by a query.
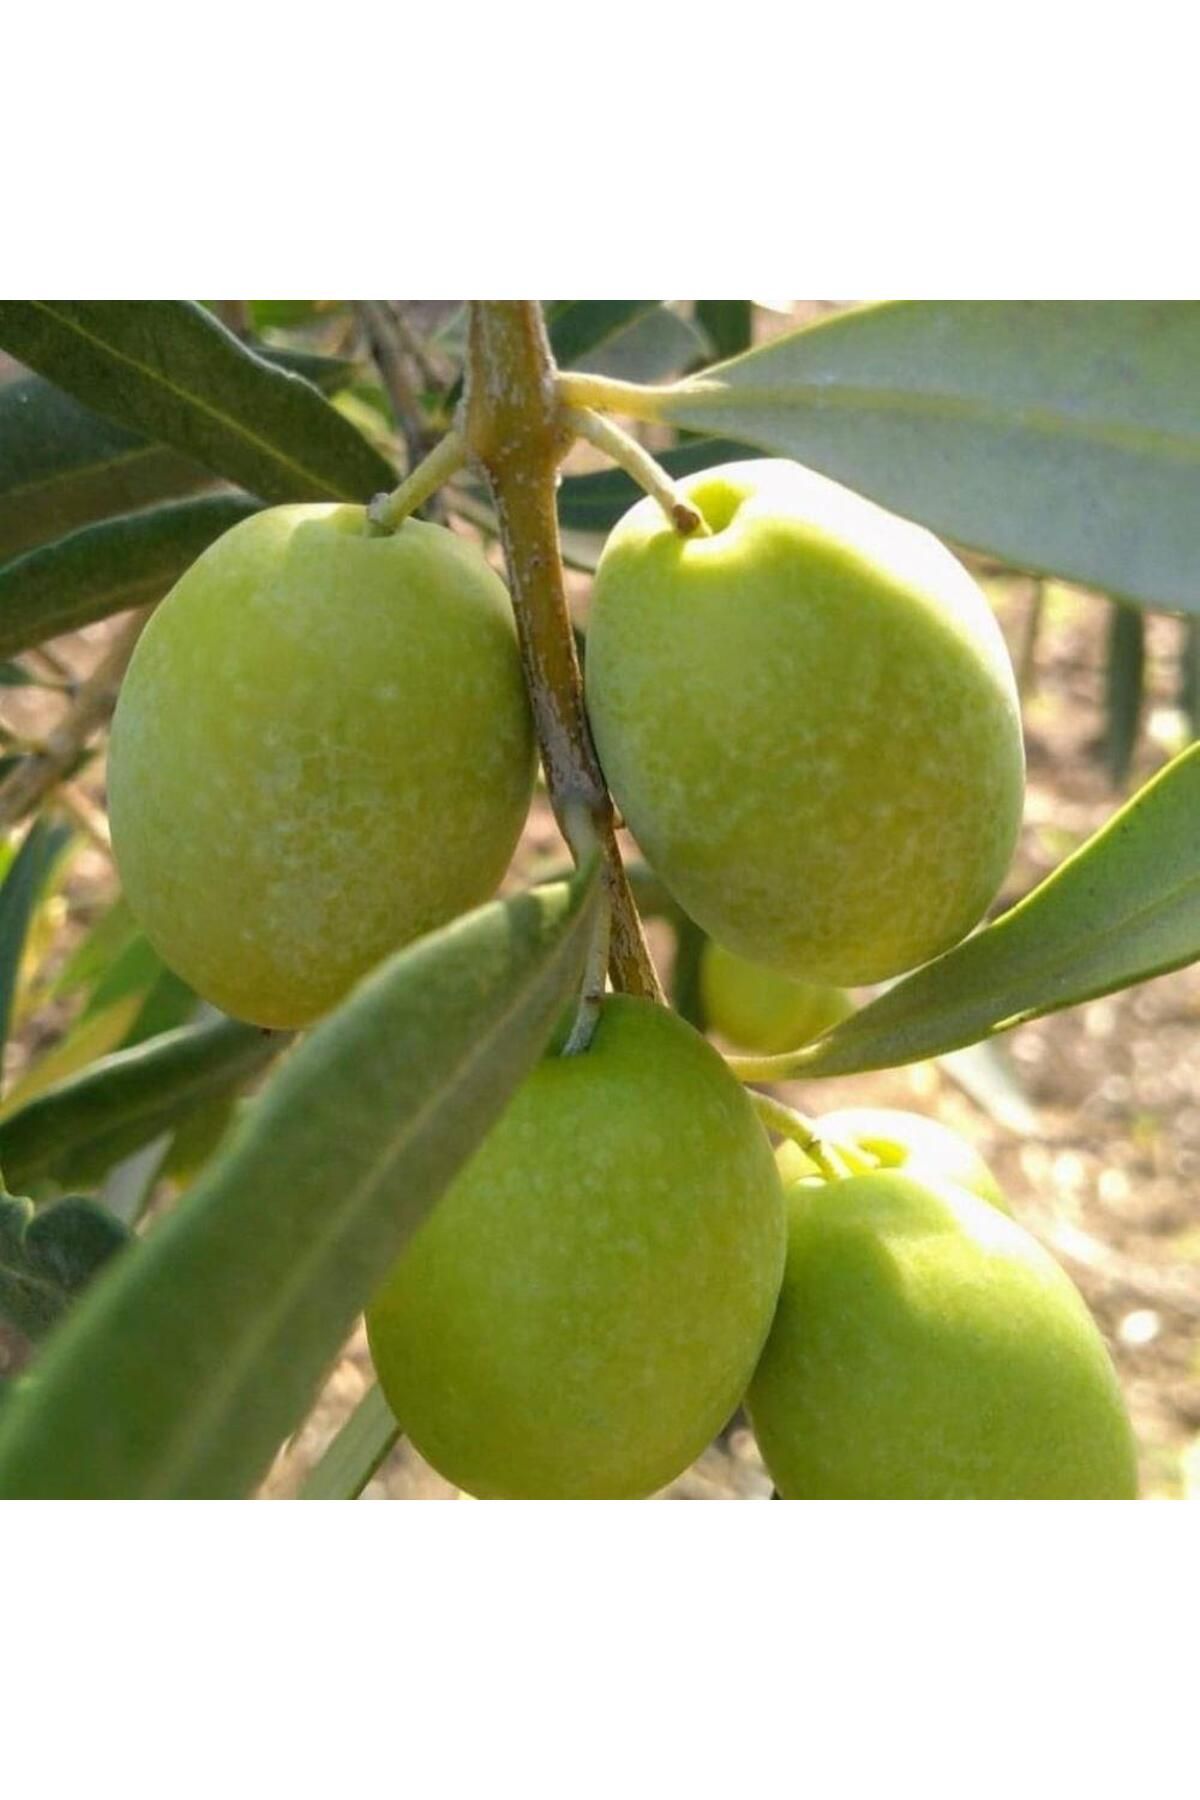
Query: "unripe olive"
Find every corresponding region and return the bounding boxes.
[108,504,536,1028]
[585,459,1025,986]
[747,1171,1138,1499]
[367,996,786,1499]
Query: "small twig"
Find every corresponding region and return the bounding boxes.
[54,780,112,852]
[465,302,664,1003]
[389,303,449,393]
[367,432,467,535]
[747,1090,859,1182]
[556,369,677,423]
[567,407,708,537]
[356,301,446,520]
[0,610,150,832]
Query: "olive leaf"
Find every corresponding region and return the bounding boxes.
[0,820,74,1077]
[1103,601,1146,789]
[297,1383,400,1500]
[0,1015,282,1192]
[0,866,599,1498]
[0,1192,130,1341]
[757,741,1200,1079]
[694,302,753,363]
[0,301,394,507]
[640,301,1200,612]
[0,495,262,659]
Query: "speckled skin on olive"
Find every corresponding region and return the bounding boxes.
[108,505,536,1028]
[585,459,1025,986]
[700,937,853,1054]
[366,997,786,1499]
[747,1171,1139,1500]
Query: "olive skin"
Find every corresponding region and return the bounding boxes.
[367,997,786,1499]
[747,1170,1139,1500]
[108,504,535,1028]
[585,459,1025,986]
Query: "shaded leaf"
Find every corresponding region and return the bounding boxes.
[695,301,753,362]
[557,436,763,535]
[297,1383,400,1499]
[0,1193,129,1341]
[0,821,74,1078]
[758,743,1200,1078]
[0,495,261,659]
[1103,600,1146,788]
[546,301,662,371]
[0,301,394,508]
[574,306,708,384]
[643,301,1200,611]
[0,373,218,563]
[0,1015,283,1192]
[0,867,599,1497]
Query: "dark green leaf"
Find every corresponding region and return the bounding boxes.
[0,868,599,1497]
[0,302,394,507]
[0,1015,282,1192]
[0,495,260,660]
[0,1193,129,1341]
[646,302,1200,612]
[1103,601,1146,788]
[297,1383,400,1499]
[0,373,217,563]
[695,302,753,363]
[557,437,763,535]
[0,820,73,1074]
[546,301,662,371]
[770,743,1200,1078]
[670,916,708,1033]
[574,306,708,384]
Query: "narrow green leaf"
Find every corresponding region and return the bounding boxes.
[0,495,260,659]
[574,306,708,384]
[297,1383,400,1499]
[546,301,662,371]
[0,302,395,507]
[772,743,1200,1078]
[649,301,1200,611]
[557,436,762,535]
[1103,601,1146,788]
[50,897,138,1001]
[0,1015,282,1192]
[0,1193,130,1341]
[0,373,218,562]
[0,868,599,1498]
[0,822,73,1075]
[695,301,753,362]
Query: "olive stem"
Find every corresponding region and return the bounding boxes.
[463,302,664,1003]
[566,407,709,538]
[366,430,467,534]
[748,1090,855,1182]
[356,301,448,521]
[556,370,678,423]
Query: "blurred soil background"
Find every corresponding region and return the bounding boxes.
[3,303,1199,1499]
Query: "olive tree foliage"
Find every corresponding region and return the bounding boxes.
[0,297,1198,1497]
